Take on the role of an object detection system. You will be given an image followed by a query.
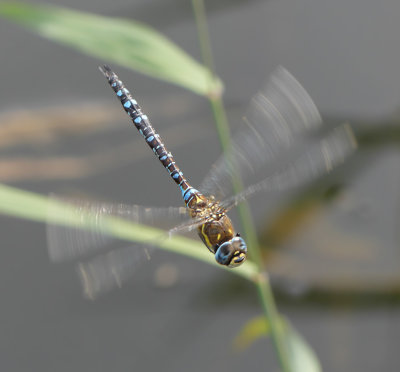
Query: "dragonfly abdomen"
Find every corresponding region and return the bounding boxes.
[100,65,195,202]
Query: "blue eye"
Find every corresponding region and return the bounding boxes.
[215,243,232,265]
[215,237,247,267]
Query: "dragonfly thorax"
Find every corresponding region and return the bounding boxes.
[187,194,225,220]
[182,190,246,267]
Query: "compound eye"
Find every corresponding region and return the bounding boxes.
[214,241,234,266]
[214,237,247,267]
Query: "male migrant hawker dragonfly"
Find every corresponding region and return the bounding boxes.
[47,66,356,299]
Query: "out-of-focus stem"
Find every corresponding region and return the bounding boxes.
[191,1,290,371]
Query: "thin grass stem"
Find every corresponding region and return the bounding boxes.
[191,1,290,371]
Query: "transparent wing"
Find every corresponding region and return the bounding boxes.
[77,245,151,300]
[200,66,322,200]
[167,215,209,235]
[47,196,199,299]
[73,213,211,299]
[46,195,188,263]
[222,123,357,210]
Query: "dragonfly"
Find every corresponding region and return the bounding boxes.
[47,65,357,299]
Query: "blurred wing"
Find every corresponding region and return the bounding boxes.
[77,245,151,300]
[46,195,188,263]
[76,212,212,299]
[222,123,357,209]
[200,66,322,199]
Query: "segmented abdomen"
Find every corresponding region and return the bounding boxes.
[100,65,198,205]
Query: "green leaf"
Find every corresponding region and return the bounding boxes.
[233,316,272,351]
[234,316,322,372]
[0,183,257,279]
[0,2,223,96]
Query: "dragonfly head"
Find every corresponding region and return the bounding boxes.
[215,235,247,268]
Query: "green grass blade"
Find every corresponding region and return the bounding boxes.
[0,183,257,279]
[0,2,223,96]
